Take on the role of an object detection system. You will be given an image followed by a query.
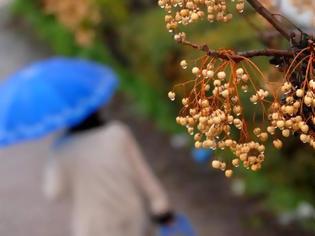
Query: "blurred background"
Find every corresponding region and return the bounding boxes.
[0,0,314,235]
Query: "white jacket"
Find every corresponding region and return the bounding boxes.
[43,121,170,236]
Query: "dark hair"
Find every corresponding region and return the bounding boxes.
[67,110,106,135]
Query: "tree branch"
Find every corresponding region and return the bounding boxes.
[180,39,294,62]
[246,0,298,45]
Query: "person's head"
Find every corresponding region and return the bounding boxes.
[66,109,106,135]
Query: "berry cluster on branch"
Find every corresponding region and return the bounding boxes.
[169,56,272,177]
[160,0,315,177]
[158,0,245,32]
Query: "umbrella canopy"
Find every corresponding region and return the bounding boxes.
[0,57,118,147]
[191,148,214,164]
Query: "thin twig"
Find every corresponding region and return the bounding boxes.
[180,39,294,62]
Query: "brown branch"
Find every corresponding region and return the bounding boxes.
[180,39,294,62]
[246,0,298,45]
[237,48,293,58]
[175,0,303,62]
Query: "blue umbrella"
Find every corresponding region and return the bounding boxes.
[0,57,118,147]
[191,148,214,164]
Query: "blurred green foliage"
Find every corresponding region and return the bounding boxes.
[12,0,180,133]
[97,0,129,25]
[12,0,315,231]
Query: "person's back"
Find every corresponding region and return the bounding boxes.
[44,121,170,236]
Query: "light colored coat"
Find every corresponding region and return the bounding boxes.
[43,121,170,236]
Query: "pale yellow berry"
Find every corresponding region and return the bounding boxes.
[225,169,233,178]
[276,120,285,129]
[233,106,242,115]
[282,129,290,137]
[221,90,229,98]
[195,141,202,148]
[194,133,201,141]
[220,162,226,171]
[285,120,293,128]
[258,145,265,152]
[213,116,221,124]
[207,70,215,78]
[212,160,221,169]
[192,67,200,75]
[300,134,309,143]
[168,91,176,101]
[251,164,259,171]
[217,71,226,80]
[301,124,309,133]
[296,89,304,97]
[236,3,245,12]
[241,74,249,82]
[236,68,244,76]
[285,106,294,115]
[248,156,256,164]
[272,113,279,120]
[201,99,209,107]
[273,139,283,149]
[250,95,258,103]
[213,80,221,87]
[225,139,233,146]
[267,126,275,134]
[260,132,268,142]
[293,101,301,108]
[202,69,208,77]
[182,98,189,106]
[180,60,188,69]
[304,96,312,106]
[253,128,261,136]
[191,12,199,21]
[240,153,247,161]
[232,159,240,167]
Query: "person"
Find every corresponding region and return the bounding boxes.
[43,110,189,236]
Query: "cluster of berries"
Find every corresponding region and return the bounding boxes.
[168,49,315,176]
[158,0,245,33]
[168,57,271,177]
[161,1,315,177]
[43,0,101,46]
